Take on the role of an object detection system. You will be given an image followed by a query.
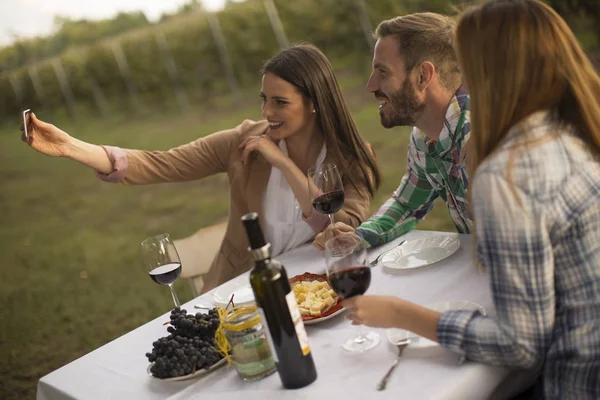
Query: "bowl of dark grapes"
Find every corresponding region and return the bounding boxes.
[146,307,227,381]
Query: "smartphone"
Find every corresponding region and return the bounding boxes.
[22,109,31,141]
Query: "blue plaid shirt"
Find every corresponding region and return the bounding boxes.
[437,111,600,399]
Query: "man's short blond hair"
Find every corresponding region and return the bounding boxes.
[376,12,461,90]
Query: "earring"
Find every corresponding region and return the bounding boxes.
[312,109,316,114]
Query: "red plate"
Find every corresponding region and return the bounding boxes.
[289,272,343,322]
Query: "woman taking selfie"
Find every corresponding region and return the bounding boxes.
[340,1,600,398]
[23,44,381,292]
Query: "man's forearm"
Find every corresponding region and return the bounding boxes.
[356,197,417,247]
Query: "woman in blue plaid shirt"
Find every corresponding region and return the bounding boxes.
[342,1,600,398]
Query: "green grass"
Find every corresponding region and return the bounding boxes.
[0,77,453,399]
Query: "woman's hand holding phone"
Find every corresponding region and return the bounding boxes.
[20,110,72,157]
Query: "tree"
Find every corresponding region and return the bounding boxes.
[0,12,150,71]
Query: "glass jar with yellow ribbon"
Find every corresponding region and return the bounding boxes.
[220,305,276,381]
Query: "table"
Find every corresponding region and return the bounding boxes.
[37,230,523,400]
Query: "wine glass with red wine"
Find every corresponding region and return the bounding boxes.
[141,233,182,309]
[308,163,344,227]
[325,233,380,352]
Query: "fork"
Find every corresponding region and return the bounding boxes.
[376,338,410,391]
[369,240,406,267]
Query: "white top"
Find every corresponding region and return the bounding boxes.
[262,139,327,257]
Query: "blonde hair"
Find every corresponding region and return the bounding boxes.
[455,0,600,176]
[376,12,461,90]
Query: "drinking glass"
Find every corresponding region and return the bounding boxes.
[308,163,344,227]
[141,233,182,309]
[325,233,380,352]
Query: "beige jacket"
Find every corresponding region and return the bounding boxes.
[108,120,373,292]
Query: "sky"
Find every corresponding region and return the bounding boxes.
[0,0,228,46]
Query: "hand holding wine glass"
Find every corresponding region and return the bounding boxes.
[308,163,344,227]
[312,221,355,251]
[325,233,380,352]
[141,233,182,309]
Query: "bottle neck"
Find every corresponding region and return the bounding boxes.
[250,243,272,263]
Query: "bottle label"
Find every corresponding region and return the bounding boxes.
[285,291,311,356]
[256,306,279,363]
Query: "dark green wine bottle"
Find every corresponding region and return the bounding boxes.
[241,212,317,389]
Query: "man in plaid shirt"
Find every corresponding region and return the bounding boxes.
[314,12,472,250]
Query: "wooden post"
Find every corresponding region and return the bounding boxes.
[79,52,110,118]
[263,0,290,50]
[204,11,243,106]
[8,72,24,109]
[51,59,77,119]
[154,30,191,113]
[354,0,375,52]
[28,65,52,118]
[87,75,110,119]
[111,40,146,115]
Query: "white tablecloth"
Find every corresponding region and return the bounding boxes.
[37,231,524,400]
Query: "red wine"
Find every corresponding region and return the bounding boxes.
[312,190,345,214]
[328,266,371,299]
[242,213,317,389]
[149,262,182,285]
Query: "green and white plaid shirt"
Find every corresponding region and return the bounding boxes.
[357,87,472,247]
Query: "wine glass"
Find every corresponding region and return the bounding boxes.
[141,233,182,309]
[308,163,344,227]
[325,233,380,352]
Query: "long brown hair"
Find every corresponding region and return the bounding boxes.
[262,44,381,197]
[455,0,600,177]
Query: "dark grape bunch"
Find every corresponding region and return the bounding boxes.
[146,307,224,379]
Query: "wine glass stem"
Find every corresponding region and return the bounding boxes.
[355,324,367,345]
[328,213,335,227]
[168,284,181,309]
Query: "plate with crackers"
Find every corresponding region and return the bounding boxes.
[289,272,344,325]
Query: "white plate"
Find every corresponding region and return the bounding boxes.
[212,281,255,307]
[380,235,460,270]
[147,358,226,381]
[386,300,486,353]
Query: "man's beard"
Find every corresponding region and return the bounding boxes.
[379,78,426,128]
